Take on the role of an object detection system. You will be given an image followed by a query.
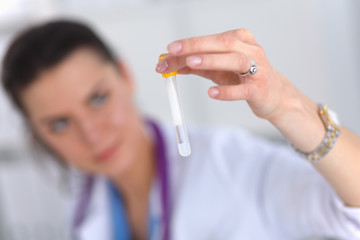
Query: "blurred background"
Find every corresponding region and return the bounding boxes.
[0,0,359,239]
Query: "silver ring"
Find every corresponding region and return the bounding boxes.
[240,59,257,76]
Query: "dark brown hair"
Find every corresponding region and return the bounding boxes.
[2,19,118,115]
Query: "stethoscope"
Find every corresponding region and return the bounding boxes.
[72,120,171,240]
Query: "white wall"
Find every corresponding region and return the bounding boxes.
[0,155,70,240]
[52,0,360,139]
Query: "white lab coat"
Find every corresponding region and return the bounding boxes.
[70,121,360,240]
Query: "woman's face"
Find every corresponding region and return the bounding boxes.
[22,48,144,178]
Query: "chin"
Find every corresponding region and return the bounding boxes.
[102,151,136,179]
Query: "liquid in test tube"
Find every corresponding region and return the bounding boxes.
[159,54,191,157]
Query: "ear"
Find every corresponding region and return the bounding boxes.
[117,60,135,95]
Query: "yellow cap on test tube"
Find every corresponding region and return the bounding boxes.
[158,54,178,78]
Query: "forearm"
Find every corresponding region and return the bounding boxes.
[269,77,360,207]
[160,28,360,207]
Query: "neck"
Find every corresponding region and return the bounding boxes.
[109,120,157,239]
[111,121,155,205]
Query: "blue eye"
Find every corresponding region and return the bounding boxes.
[90,92,108,108]
[51,118,68,133]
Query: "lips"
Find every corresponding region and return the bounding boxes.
[96,142,119,163]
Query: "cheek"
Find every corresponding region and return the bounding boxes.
[50,137,85,165]
[38,130,91,170]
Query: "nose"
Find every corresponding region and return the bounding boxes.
[77,114,104,147]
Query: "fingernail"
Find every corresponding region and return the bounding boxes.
[187,56,202,66]
[168,41,182,54]
[155,60,168,73]
[208,87,219,98]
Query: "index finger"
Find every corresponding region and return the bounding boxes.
[167,29,257,56]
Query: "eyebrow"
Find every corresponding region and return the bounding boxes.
[39,78,108,125]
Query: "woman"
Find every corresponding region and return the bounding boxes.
[2,20,360,240]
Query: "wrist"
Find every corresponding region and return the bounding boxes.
[268,86,326,153]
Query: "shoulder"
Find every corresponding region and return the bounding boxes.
[157,120,276,151]
[186,123,289,164]
[156,120,298,184]
[155,119,295,163]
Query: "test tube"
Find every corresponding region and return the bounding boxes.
[159,54,191,157]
